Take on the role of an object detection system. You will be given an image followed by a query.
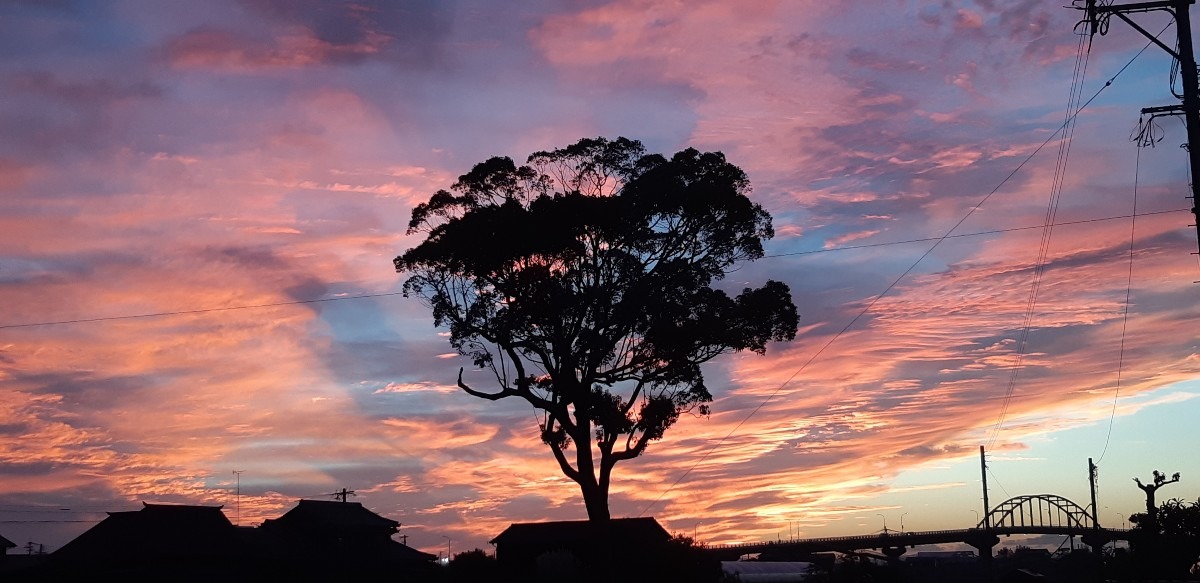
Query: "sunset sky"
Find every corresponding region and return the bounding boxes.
[3,0,1200,556]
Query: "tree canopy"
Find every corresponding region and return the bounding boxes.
[1129,497,1200,578]
[395,137,798,520]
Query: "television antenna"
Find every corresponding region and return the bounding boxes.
[232,470,243,525]
[329,488,357,503]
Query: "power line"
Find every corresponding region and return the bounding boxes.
[0,22,1183,521]
[0,210,1186,332]
[1098,139,1144,464]
[0,25,1182,336]
[987,17,1175,448]
[762,209,1186,258]
[0,519,102,524]
[989,22,1093,449]
[0,509,105,514]
[638,211,959,517]
[987,466,1012,500]
[0,291,406,330]
[0,504,139,511]
[639,25,1162,516]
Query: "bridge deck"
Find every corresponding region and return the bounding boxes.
[704,527,1131,558]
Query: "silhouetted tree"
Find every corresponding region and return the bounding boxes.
[396,137,798,521]
[1128,497,1200,579]
[1133,470,1180,532]
[445,548,496,583]
[647,535,722,583]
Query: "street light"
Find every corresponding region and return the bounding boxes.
[969,509,980,526]
[876,513,888,534]
[900,512,908,533]
[1106,506,1127,530]
[694,521,702,542]
[443,536,451,564]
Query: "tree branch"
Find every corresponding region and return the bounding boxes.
[549,438,581,482]
[611,427,651,462]
[620,379,647,416]
[456,368,517,400]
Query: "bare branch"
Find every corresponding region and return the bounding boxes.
[548,437,581,482]
[457,368,516,401]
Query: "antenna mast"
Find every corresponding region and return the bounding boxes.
[232,470,243,526]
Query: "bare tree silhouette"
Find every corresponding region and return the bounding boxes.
[1134,470,1181,532]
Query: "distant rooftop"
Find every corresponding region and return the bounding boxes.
[262,499,399,531]
[490,517,669,545]
[54,502,238,562]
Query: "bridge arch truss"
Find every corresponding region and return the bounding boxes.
[981,494,1094,530]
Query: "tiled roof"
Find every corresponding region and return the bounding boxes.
[265,499,399,531]
[490,517,669,545]
[53,503,238,561]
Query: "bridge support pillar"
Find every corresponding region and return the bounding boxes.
[1081,532,1111,556]
[965,532,999,565]
[881,546,906,563]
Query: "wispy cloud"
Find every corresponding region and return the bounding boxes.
[0,0,1196,556]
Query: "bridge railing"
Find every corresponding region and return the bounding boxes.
[704,529,982,550]
[703,526,1132,551]
[705,495,1116,551]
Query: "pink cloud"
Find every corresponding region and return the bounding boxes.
[2,0,1197,555]
[955,9,985,31]
[166,26,387,72]
[824,229,882,248]
[0,158,36,192]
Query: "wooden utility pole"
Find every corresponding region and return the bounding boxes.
[980,445,991,528]
[1088,458,1100,528]
[1078,0,1200,253]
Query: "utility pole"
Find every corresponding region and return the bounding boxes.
[980,445,991,529]
[332,488,356,503]
[1088,459,1100,528]
[1076,0,1200,253]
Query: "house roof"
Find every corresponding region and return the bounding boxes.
[53,502,238,561]
[490,517,670,546]
[0,533,15,549]
[383,539,438,563]
[263,499,399,531]
[48,499,433,572]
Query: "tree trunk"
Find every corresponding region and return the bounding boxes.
[582,483,611,522]
[1144,490,1158,532]
[572,403,610,522]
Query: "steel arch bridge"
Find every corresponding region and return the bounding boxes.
[979,494,1095,530]
[704,493,1121,560]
